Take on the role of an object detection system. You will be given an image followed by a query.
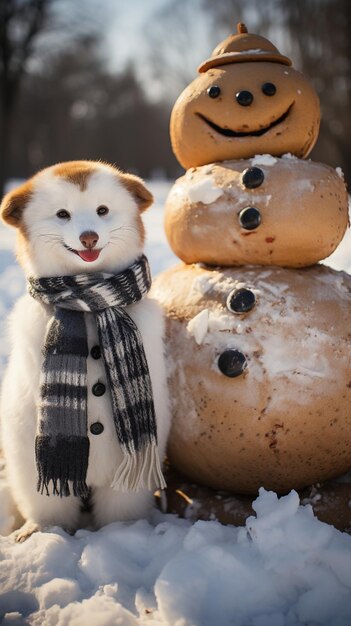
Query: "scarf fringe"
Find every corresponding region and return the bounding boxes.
[35,434,90,498]
[111,443,167,492]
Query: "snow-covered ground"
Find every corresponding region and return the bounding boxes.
[0,180,351,626]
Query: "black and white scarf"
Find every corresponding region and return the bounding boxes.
[28,255,166,498]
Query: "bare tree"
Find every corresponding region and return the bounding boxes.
[0,0,110,195]
[0,0,54,195]
[10,35,178,180]
[282,0,351,182]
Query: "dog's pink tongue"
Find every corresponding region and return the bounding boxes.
[78,249,100,262]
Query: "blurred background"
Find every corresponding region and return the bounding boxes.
[0,0,350,197]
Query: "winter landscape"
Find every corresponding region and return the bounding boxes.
[0,180,350,626]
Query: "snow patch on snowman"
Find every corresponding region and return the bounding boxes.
[251,154,278,167]
[188,178,224,204]
[335,166,345,180]
[187,309,209,345]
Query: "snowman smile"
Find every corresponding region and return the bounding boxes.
[196,103,294,138]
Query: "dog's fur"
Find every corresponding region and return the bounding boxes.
[0,161,170,541]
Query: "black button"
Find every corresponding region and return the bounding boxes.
[239,207,261,230]
[218,350,247,378]
[90,422,104,435]
[227,288,256,314]
[262,82,276,96]
[242,167,264,189]
[235,90,253,106]
[90,345,101,359]
[92,382,106,396]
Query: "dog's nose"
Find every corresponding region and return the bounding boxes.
[79,231,99,249]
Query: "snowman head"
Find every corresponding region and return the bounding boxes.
[170,24,320,169]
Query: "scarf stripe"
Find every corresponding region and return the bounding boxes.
[28,255,166,497]
[99,308,157,448]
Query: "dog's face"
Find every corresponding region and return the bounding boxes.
[0,161,153,277]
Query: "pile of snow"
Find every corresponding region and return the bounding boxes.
[1,180,351,625]
[1,489,351,625]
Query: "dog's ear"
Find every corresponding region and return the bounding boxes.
[120,173,154,213]
[1,182,32,227]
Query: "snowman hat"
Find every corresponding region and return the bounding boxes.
[198,23,292,73]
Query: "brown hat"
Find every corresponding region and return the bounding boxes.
[198,23,292,73]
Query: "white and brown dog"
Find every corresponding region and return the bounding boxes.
[0,161,170,541]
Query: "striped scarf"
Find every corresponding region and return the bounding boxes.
[28,255,166,498]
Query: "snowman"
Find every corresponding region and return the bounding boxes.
[153,23,351,497]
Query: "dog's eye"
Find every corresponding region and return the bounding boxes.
[97,205,109,216]
[56,209,70,220]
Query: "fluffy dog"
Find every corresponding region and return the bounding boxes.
[0,161,170,541]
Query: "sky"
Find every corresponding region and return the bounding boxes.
[104,0,222,100]
[106,0,167,69]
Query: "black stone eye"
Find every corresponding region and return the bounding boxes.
[262,82,276,96]
[56,209,70,219]
[97,205,109,216]
[239,207,261,230]
[207,85,221,98]
[242,167,264,189]
[218,349,247,378]
[236,90,253,106]
[227,288,256,314]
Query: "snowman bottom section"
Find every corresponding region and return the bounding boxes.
[153,263,351,494]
